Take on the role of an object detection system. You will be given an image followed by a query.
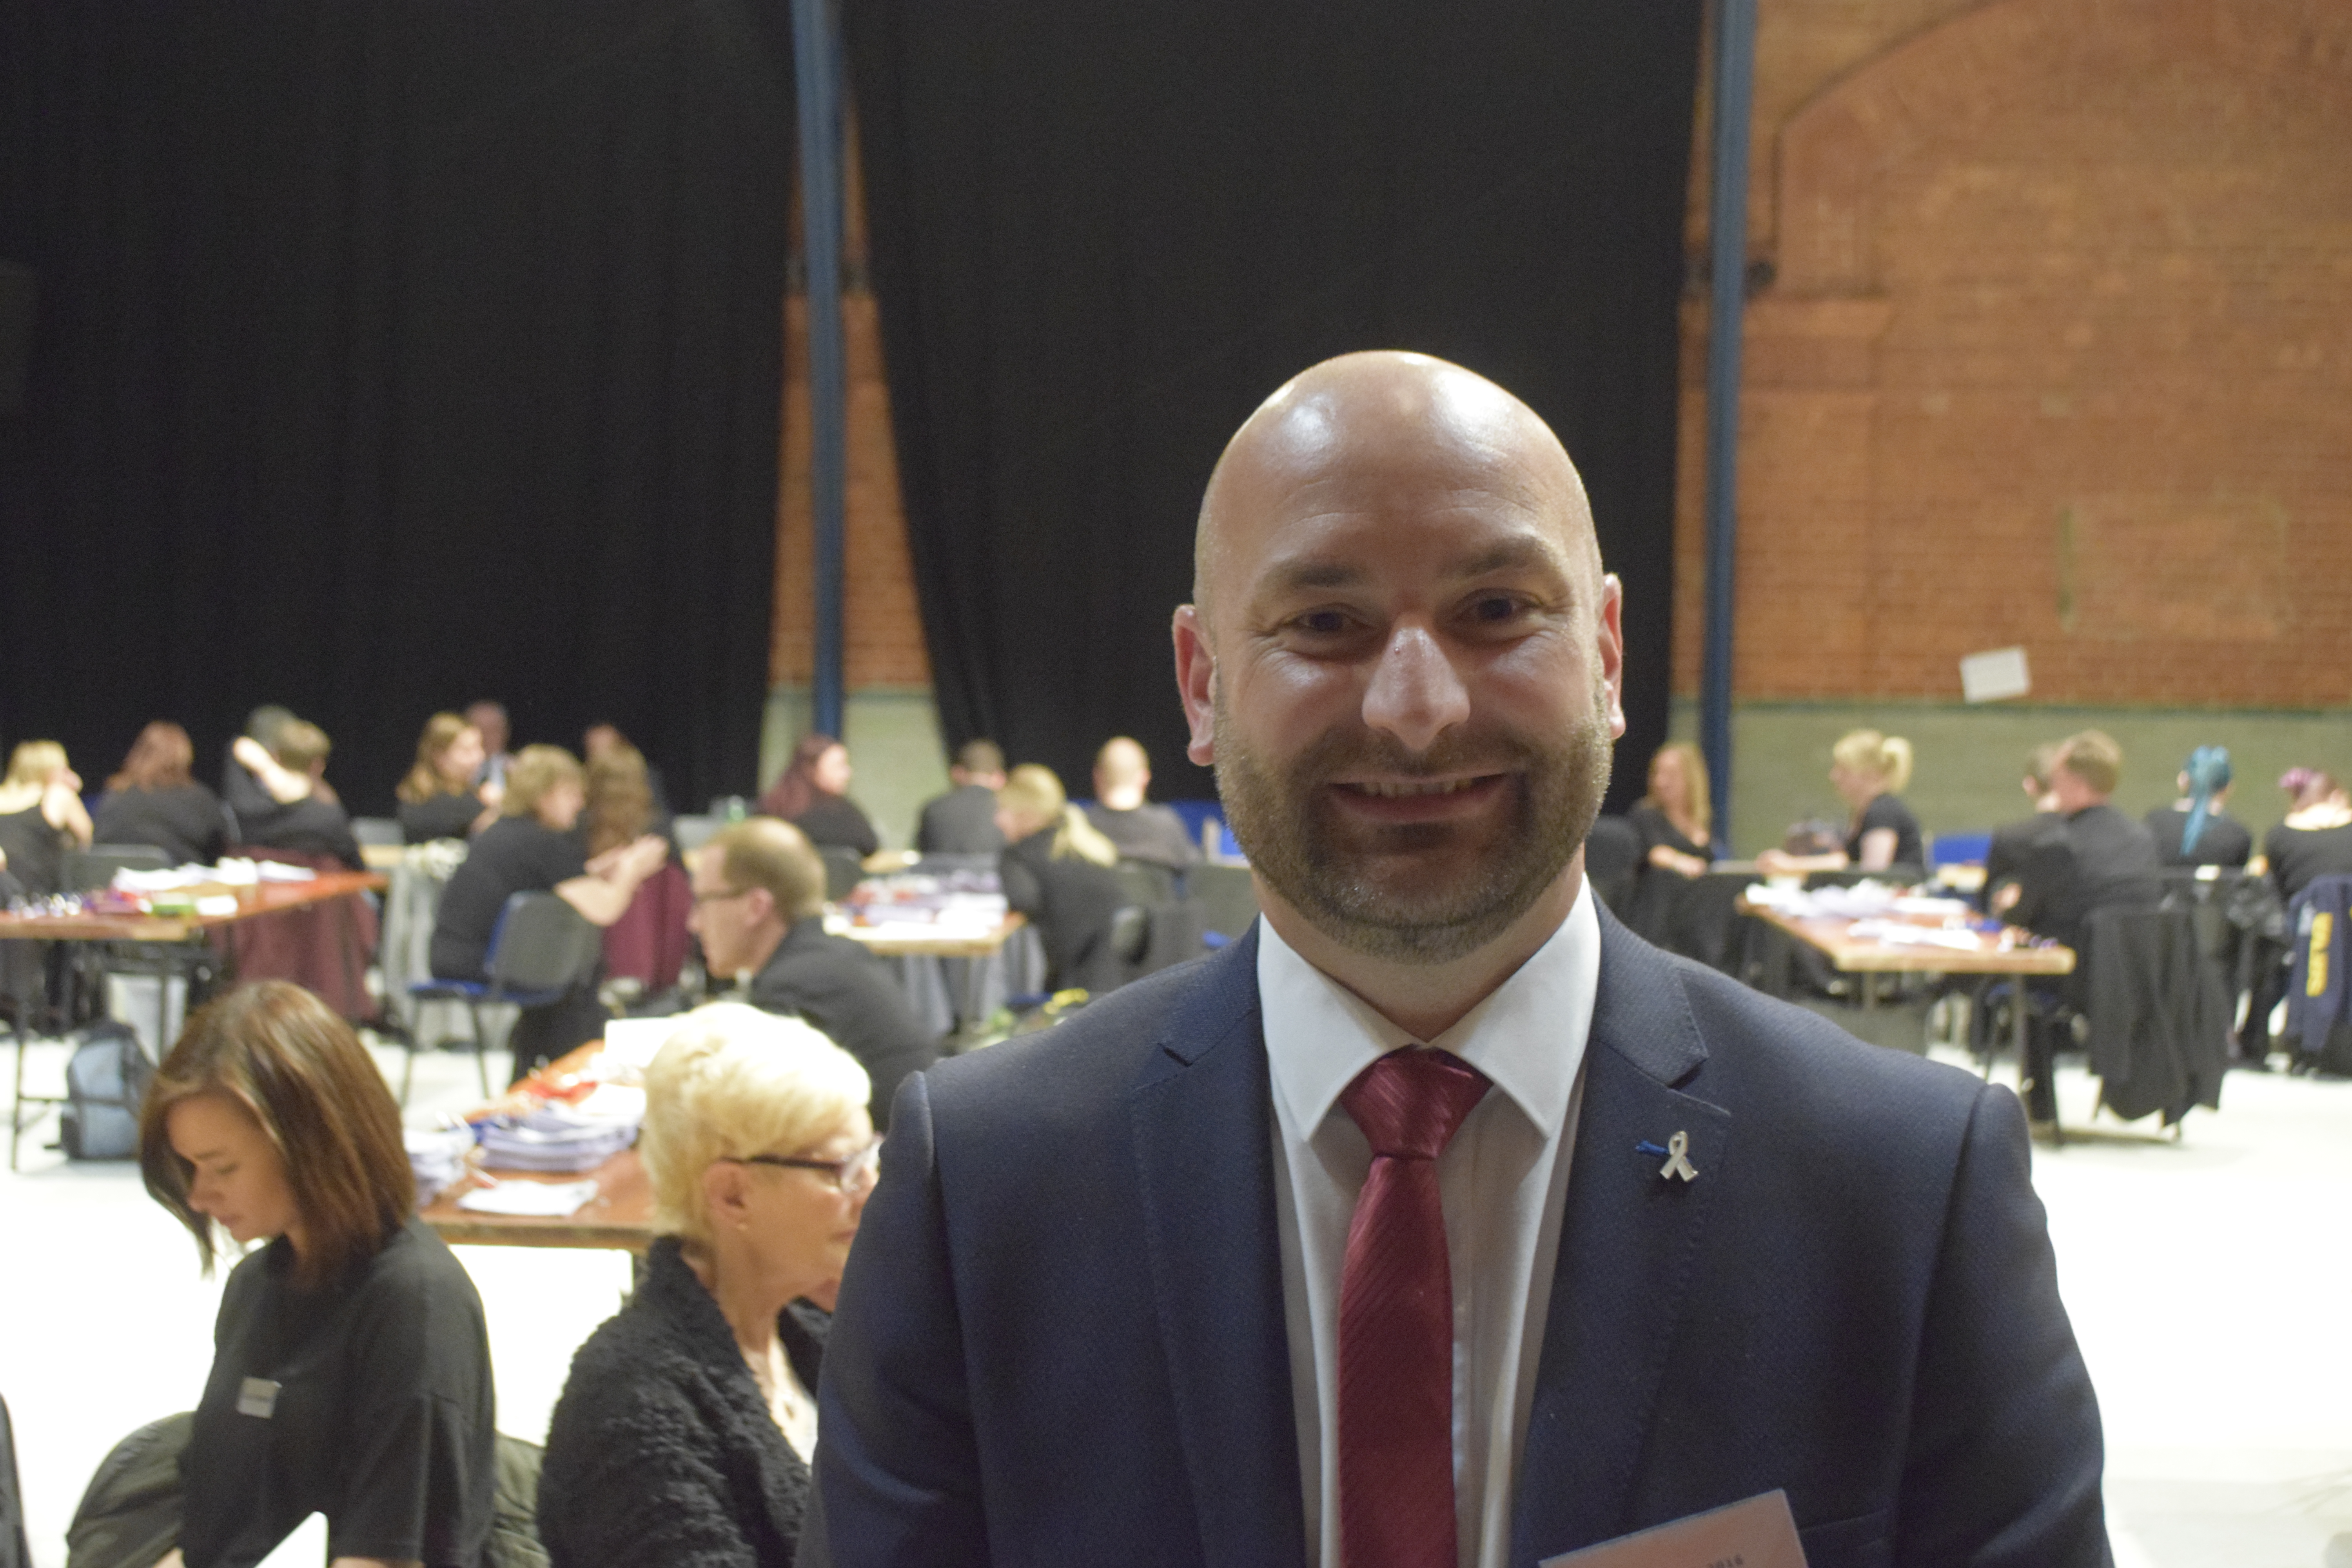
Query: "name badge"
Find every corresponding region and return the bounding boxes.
[236,1377,281,1419]
[1540,1489,1808,1568]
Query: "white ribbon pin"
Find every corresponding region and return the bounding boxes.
[1657,1130,1698,1183]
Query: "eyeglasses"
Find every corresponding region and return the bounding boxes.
[691,886,755,908]
[723,1134,883,1194]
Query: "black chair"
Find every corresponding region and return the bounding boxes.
[1584,815,1642,915]
[1189,863,1261,944]
[406,893,601,1102]
[1111,860,1178,908]
[61,846,170,891]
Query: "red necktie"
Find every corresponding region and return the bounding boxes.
[1336,1047,1492,1568]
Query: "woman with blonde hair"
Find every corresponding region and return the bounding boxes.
[93,722,228,867]
[1630,741,1713,877]
[394,712,499,843]
[0,739,94,895]
[995,762,1128,994]
[428,744,668,1078]
[1759,729,1924,875]
[132,981,497,1566]
[538,1003,875,1565]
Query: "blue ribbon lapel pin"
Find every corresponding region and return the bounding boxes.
[1634,1131,1699,1183]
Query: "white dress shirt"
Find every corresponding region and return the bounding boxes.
[1260,884,1600,1568]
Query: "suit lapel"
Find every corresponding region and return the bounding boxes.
[1128,929,1308,1568]
[1512,909,1731,1560]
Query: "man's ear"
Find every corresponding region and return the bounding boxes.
[1172,605,1217,766]
[1596,574,1627,741]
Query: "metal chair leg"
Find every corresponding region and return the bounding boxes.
[399,1026,418,1107]
[468,1002,491,1098]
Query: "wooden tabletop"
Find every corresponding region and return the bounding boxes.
[1739,898,2075,976]
[0,869,388,942]
[841,911,1027,959]
[418,1147,653,1252]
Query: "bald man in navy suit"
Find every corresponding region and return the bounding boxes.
[812,354,2108,1567]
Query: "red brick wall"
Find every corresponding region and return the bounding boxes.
[1673,0,2352,707]
[772,125,934,691]
[771,290,934,689]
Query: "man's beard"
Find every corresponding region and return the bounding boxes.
[1214,691,1613,965]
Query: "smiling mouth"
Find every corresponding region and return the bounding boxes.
[1339,775,1500,799]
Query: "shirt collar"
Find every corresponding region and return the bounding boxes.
[1258,880,1600,1140]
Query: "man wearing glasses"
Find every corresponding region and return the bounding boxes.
[814,354,2107,1566]
[689,817,939,1131]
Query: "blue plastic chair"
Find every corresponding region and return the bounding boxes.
[406,892,600,1102]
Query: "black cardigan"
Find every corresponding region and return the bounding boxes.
[537,1237,827,1567]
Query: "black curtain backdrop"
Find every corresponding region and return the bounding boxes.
[848,0,1700,808]
[0,1,794,818]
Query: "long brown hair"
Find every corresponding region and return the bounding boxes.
[584,743,655,857]
[107,722,196,793]
[1640,740,1712,840]
[139,982,413,1287]
[397,712,473,804]
[759,732,842,821]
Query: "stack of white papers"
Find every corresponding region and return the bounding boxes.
[405,1125,477,1204]
[477,1105,639,1172]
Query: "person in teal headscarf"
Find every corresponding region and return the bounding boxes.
[2145,745,2252,868]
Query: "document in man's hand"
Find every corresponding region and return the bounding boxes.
[1539,1489,1808,1568]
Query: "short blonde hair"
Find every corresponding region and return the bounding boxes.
[503,744,585,818]
[998,764,1118,866]
[2057,730,2123,797]
[272,721,332,773]
[639,1003,871,1244]
[1832,729,1913,795]
[4,740,68,789]
[707,817,828,921]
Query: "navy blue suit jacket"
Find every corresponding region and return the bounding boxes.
[814,907,2108,1567]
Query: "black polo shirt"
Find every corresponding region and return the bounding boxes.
[179,1218,495,1567]
[429,816,587,980]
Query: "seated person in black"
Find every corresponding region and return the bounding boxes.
[136,982,496,1568]
[1622,741,1713,945]
[759,732,880,857]
[93,723,228,867]
[1984,742,2068,911]
[2145,745,2254,870]
[1996,730,2164,949]
[2262,769,2352,902]
[1628,740,1712,876]
[0,740,95,895]
[539,1004,875,1567]
[915,738,1008,855]
[430,745,669,1078]
[996,764,1129,995]
[686,817,937,1128]
[1081,736,1200,870]
[394,712,500,843]
[225,722,364,870]
[1757,728,1924,876]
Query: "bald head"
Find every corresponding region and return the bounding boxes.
[1193,352,1597,628]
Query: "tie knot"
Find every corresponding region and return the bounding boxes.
[1339,1048,1491,1161]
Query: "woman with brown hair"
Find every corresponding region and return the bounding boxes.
[92,722,229,867]
[394,713,500,844]
[756,733,880,858]
[136,981,496,1567]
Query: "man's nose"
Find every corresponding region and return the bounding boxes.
[1361,621,1471,754]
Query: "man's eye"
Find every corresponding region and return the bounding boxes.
[1294,610,1350,635]
[1470,596,1523,622]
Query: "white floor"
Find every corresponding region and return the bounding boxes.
[3,1034,2348,1566]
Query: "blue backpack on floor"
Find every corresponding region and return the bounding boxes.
[60,1020,154,1161]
